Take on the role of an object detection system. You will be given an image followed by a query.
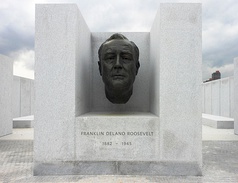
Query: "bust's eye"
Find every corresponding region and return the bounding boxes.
[122,54,132,60]
[104,54,116,62]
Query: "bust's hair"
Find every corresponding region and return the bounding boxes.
[98,33,139,64]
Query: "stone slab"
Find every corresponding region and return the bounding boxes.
[34,161,201,176]
[156,3,202,167]
[211,80,220,116]
[13,76,21,118]
[13,115,34,128]
[0,55,13,137]
[204,83,212,114]
[20,77,31,116]
[234,58,238,135]
[34,4,91,163]
[220,78,230,117]
[202,113,234,129]
[12,76,34,118]
[76,112,159,161]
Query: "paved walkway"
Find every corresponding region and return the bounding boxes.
[0,126,238,182]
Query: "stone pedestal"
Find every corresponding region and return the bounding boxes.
[34,3,202,176]
[0,55,13,137]
[234,57,238,135]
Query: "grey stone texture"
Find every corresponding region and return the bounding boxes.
[234,57,238,135]
[34,3,202,176]
[0,55,13,137]
[13,76,34,118]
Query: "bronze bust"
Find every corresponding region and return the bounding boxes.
[98,33,140,104]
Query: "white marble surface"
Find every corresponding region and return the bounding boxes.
[0,55,13,137]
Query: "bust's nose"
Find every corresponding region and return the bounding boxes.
[113,54,122,70]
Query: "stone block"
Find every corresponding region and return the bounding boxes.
[12,76,34,118]
[13,76,21,118]
[20,77,31,116]
[220,78,230,117]
[202,113,234,129]
[0,55,13,137]
[211,80,220,116]
[155,3,202,167]
[35,4,91,162]
[13,115,34,128]
[204,82,212,114]
[234,57,238,135]
[229,77,234,118]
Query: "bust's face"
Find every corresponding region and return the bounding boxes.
[99,39,138,92]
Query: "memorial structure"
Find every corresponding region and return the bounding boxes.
[34,3,202,175]
[0,55,13,137]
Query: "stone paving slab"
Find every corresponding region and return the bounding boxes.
[0,140,238,182]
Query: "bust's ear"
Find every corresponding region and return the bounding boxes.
[98,61,102,76]
[136,61,140,75]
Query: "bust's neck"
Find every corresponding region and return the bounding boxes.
[105,87,133,104]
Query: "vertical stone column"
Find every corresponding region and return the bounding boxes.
[13,76,21,118]
[234,57,238,134]
[151,3,202,174]
[0,55,13,137]
[34,4,91,170]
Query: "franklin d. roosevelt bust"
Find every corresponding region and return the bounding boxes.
[98,33,140,104]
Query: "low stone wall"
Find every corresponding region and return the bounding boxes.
[202,77,234,118]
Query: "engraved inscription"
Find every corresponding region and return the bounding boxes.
[80,131,153,147]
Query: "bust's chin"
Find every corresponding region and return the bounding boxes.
[105,86,133,104]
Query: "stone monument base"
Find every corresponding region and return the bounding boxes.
[34,160,201,176]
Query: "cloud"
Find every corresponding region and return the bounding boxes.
[11,49,35,79]
[0,0,34,54]
[202,0,238,79]
[1,0,238,80]
[203,63,234,81]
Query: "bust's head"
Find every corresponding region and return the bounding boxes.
[98,33,140,104]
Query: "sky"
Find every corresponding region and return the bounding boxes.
[0,0,238,80]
